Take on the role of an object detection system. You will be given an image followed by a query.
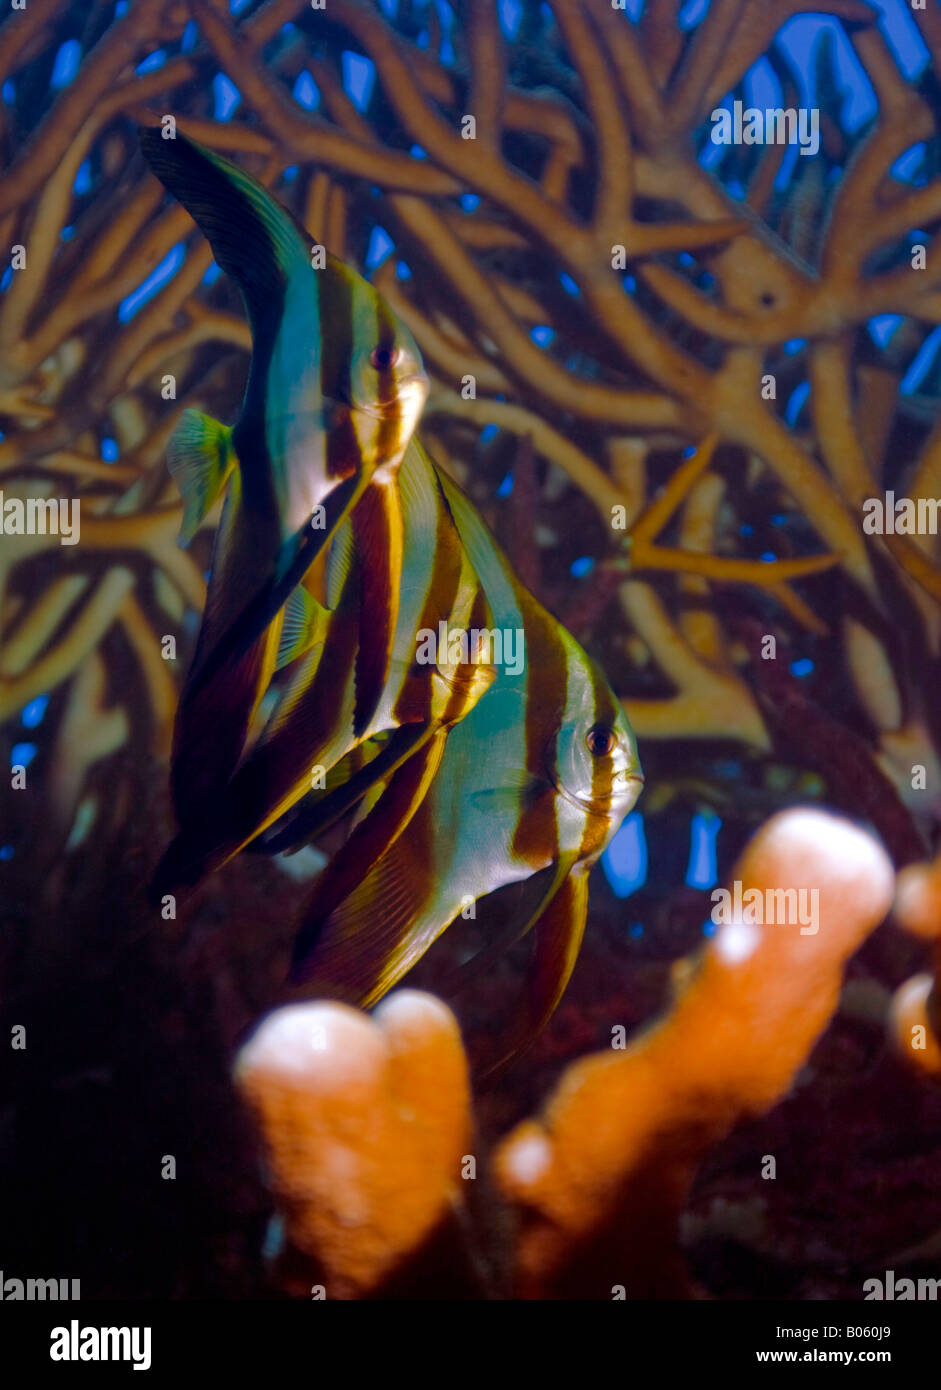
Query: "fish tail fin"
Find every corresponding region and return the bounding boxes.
[167,408,235,547]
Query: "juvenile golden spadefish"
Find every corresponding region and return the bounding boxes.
[139,129,427,828]
[288,448,643,1071]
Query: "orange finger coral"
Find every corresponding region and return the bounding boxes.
[889,857,941,1079]
[494,809,894,1298]
[234,991,472,1299]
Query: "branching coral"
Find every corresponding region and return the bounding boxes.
[233,809,900,1299]
[2,0,940,865]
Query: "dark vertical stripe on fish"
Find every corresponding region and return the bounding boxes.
[374,296,398,411]
[351,480,399,737]
[578,667,619,863]
[391,473,464,726]
[372,296,407,470]
[512,608,567,867]
[320,264,355,480]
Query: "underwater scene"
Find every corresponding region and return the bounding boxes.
[2,0,941,1333]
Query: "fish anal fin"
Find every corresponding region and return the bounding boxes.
[290,800,441,1007]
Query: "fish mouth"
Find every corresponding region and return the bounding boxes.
[614,768,645,797]
[614,771,646,814]
[551,770,644,818]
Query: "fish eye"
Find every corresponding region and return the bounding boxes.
[370,345,401,371]
[585,724,615,757]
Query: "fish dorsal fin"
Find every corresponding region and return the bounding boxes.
[139,129,313,343]
[275,585,329,671]
[434,463,523,631]
[167,408,235,547]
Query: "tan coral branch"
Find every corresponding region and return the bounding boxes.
[495,810,894,1297]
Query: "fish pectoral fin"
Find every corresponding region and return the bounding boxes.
[435,656,498,717]
[289,804,438,1007]
[275,585,329,671]
[167,408,235,547]
[468,772,545,817]
[149,822,220,904]
[478,862,590,1081]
